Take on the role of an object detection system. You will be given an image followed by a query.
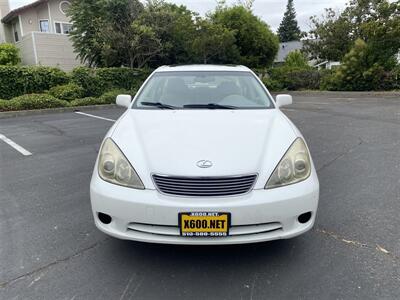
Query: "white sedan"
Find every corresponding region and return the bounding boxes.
[90,65,319,245]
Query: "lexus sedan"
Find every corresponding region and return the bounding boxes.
[90,65,319,245]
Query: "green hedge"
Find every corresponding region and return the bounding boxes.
[0,66,69,99]
[71,67,149,97]
[70,67,104,97]
[70,97,105,107]
[0,99,11,111]
[0,65,149,100]
[266,67,322,91]
[96,68,148,91]
[49,83,85,101]
[0,94,69,111]
[261,77,283,92]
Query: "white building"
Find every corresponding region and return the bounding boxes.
[0,0,81,71]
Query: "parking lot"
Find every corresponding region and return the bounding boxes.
[0,91,399,299]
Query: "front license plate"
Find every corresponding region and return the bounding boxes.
[179,212,230,237]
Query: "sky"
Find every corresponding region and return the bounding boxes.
[9,0,349,32]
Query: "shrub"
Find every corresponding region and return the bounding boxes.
[283,69,321,90]
[262,77,284,91]
[0,66,69,99]
[0,99,12,112]
[49,83,85,101]
[319,69,335,90]
[6,94,69,111]
[268,66,321,90]
[284,51,310,69]
[96,67,149,91]
[0,43,20,66]
[70,97,106,107]
[71,67,149,97]
[71,67,104,97]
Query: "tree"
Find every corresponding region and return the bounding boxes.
[67,0,106,66]
[137,1,197,66]
[284,50,310,69]
[191,19,238,64]
[0,43,20,65]
[347,0,400,69]
[211,5,279,68]
[277,0,301,42]
[101,0,145,67]
[303,8,352,62]
[68,0,280,68]
[127,21,161,68]
[327,39,388,91]
[68,0,145,67]
[304,0,400,67]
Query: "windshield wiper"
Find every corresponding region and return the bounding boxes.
[140,102,177,110]
[183,103,238,109]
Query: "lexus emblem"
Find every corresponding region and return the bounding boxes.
[196,160,213,168]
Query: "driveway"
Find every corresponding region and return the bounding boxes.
[0,92,399,299]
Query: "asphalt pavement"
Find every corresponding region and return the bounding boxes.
[0,92,399,299]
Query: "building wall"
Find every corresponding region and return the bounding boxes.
[16,33,37,65]
[2,0,79,71]
[48,0,70,33]
[8,0,71,37]
[36,3,49,31]
[19,8,39,35]
[0,0,10,43]
[12,17,21,42]
[2,23,13,42]
[34,32,80,71]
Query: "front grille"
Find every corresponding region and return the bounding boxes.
[152,174,257,197]
[127,222,283,237]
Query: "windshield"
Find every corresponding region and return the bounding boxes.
[133,71,274,109]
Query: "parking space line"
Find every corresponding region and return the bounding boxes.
[75,112,116,122]
[0,134,32,156]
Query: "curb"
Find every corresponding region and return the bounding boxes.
[0,104,118,119]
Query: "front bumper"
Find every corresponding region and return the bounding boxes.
[90,172,319,245]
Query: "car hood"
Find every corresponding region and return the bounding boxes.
[111,109,297,189]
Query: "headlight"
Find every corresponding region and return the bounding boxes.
[98,138,144,189]
[265,138,311,189]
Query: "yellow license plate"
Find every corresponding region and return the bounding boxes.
[179,212,230,237]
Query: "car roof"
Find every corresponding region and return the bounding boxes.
[154,65,251,73]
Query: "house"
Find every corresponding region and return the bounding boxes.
[314,60,341,70]
[0,0,81,71]
[274,41,304,65]
[274,40,342,69]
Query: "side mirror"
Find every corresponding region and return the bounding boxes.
[116,94,132,108]
[275,94,293,108]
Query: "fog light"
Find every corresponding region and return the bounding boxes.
[298,212,312,224]
[98,212,112,224]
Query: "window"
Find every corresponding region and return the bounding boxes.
[55,22,72,34]
[39,20,49,32]
[55,22,61,33]
[12,24,19,42]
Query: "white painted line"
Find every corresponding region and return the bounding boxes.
[75,112,116,122]
[0,134,32,156]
